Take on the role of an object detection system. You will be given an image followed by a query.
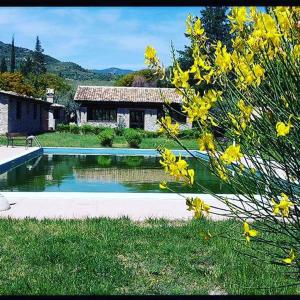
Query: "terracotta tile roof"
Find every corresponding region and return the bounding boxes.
[74,86,182,104]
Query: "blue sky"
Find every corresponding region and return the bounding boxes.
[0,7,206,71]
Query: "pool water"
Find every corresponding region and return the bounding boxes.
[0,154,234,193]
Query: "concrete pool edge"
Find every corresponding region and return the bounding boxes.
[0,192,262,221]
[0,147,43,175]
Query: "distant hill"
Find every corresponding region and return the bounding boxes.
[92,67,133,75]
[0,41,130,81]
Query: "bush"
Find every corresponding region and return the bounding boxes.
[178,129,200,139]
[99,128,115,147]
[80,124,94,135]
[93,126,105,135]
[124,128,142,148]
[56,123,69,133]
[69,124,80,134]
[143,130,163,138]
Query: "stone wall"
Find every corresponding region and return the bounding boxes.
[7,96,49,134]
[0,95,9,134]
[144,109,157,131]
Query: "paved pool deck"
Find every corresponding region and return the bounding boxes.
[0,146,39,163]
[0,192,258,221]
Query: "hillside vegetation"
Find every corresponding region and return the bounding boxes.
[0,41,131,82]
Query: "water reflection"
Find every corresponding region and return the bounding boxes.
[0,154,234,193]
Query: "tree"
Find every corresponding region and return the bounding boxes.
[20,56,34,76]
[33,36,46,75]
[10,35,16,73]
[55,89,79,123]
[0,57,8,73]
[115,69,169,87]
[177,7,231,71]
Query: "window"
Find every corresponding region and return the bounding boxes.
[16,101,22,119]
[87,108,117,121]
[33,103,37,119]
[53,109,60,119]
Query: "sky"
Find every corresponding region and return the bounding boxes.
[0,7,206,71]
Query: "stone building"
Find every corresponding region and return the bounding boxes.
[0,89,65,135]
[74,86,191,131]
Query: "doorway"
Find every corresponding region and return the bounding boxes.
[130,110,144,129]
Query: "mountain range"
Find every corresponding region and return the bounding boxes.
[0,41,133,81]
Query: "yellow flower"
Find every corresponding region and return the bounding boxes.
[145,45,158,66]
[159,181,167,189]
[198,132,216,153]
[186,197,210,219]
[228,7,248,33]
[276,115,293,137]
[215,41,232,74]
[172,64,190,89]
[188,168,195,185]
[283,249,296,264]
[292,44,300,58]
[158,116,180,136]
[243,222,258,242]
[272,193,294,217]
[194,18,205,36]
[221,144,243,165]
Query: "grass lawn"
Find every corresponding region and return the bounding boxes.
[0,132,199,149]
[0,218,297,295]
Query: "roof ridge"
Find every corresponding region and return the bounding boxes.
[77,85,176,90]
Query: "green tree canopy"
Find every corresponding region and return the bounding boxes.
[33,36,46,75]
[10,36,16,73]
[0,57,8,73]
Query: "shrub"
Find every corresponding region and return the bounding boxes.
[69,124,80,134]
[178,129,200,139]
[93,126,105,135]
[56,123,69,133]
[99,128,115,147]
[80,124,94,135]
[143,130,163,138]
[124,128,142,148]
[146,7,300,279]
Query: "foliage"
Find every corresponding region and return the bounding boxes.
[115,69,170,87]
[124,128,142,148]
[114,116,126,136]
[146,6,300,283]
[69,124,80,134]
[177,7,231,72]
[56,124,70,133]
[0,72,35,96]
[10,36,16,73]
[0,57,7,73]
[80,124,95,135]
[99,128,115,147]
[178,129,201,139]
[20,56,34,76]
[0,39,117,82]
[32,36,46,75]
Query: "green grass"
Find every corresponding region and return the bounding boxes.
[0,132,198,149]
[0,218,297,295]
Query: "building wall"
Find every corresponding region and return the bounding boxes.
[76,102,191,132]
[7,97,48,134]
[144,109,157,131]
[0,95,9,134]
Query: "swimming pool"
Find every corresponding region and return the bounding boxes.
[0,153,234,193]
